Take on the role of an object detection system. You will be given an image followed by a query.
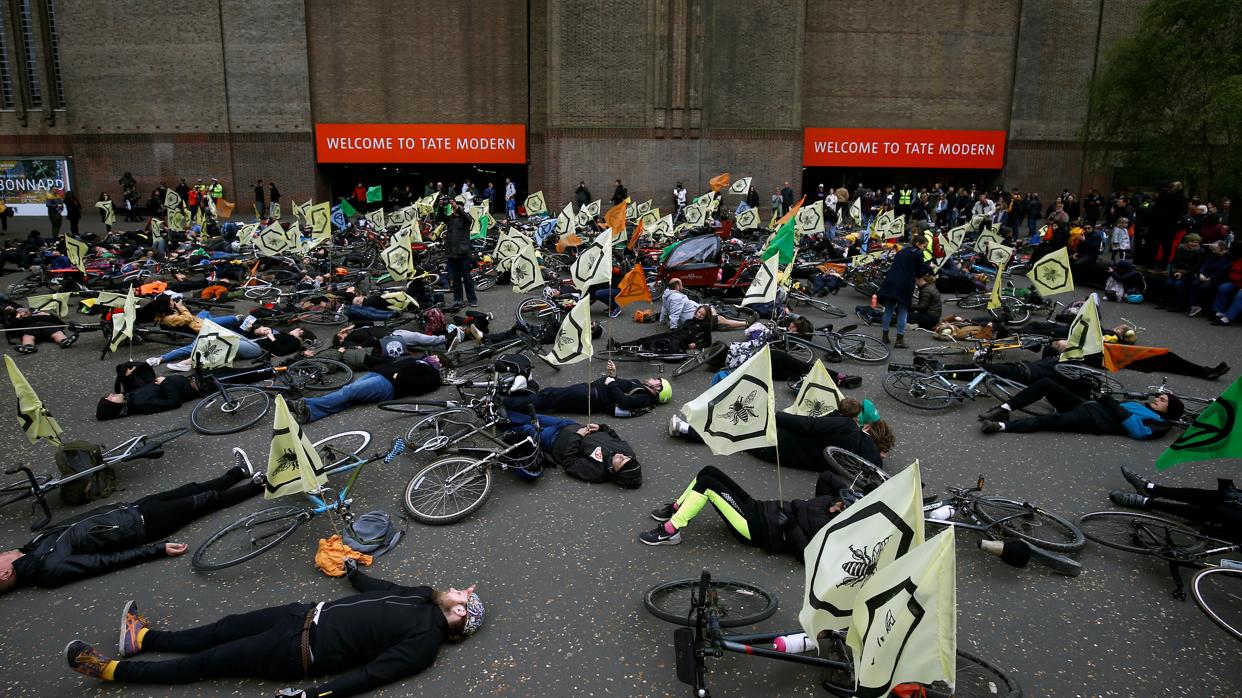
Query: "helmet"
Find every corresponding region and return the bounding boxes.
[1124,293,1144,304]
[657,379,673,404]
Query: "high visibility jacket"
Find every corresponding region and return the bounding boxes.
[898,189,913,205]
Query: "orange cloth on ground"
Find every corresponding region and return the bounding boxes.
[1102,343,1170,372]
[315,534,374,577]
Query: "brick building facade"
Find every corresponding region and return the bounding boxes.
[0,0,1142,216]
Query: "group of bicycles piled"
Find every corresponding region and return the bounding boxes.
[0,191,1238,698]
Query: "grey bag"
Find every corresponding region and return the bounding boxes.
[344,510,403,556]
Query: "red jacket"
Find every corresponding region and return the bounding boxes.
[1228,258,1242,287]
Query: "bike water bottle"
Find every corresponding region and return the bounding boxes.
[773,632,813,653]
[927,504,955,521]
[870,294,878,310]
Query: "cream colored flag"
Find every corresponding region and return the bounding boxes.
[986,262,1007,311]
[1060,293,1104,361]
[728,176,752,196]
[741,254,779,307]
[569,229,613,294]
[543,296,593,365]
[364,208,386,230]
[524,191,547,216]
[65,235,89,273]
[1028,246,1075,296]
[265,396,328,499]
[680,345,776,456]
[784,359,843,416]
[797,201,826,235]
[735,207,761,231]
[510,238,546,294]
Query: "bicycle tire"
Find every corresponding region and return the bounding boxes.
[1054,362,1123,395]
[835,332,890,363]
[643,578,777,628]
[190,505,309,571]
[780,337,815,365]
[0,474,51,508]
[473,273,498,292]
[921,650,1023,698]
[312,430,372,470]
[673,352,709,377]
[403,456,493,524]
[243,286,280,301]
[1078,511,1207,555]
[811,298,848,318]
[376,400,457,415]
[717,304,759,325]
[1190,567,1242,643]
[190,387,272,435]
[883,371,957,410]
[285,357,353,392]
[971,496,1086,552]
[982,376,1055,417]
[823,446,889,492]
[516,297,559,331]
[992,297,1031,325]
[956,292,989,309]
[298,309,347,326]
[406,408,479,453]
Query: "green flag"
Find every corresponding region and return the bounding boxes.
[338,198,357,218]
[1155,376,1242,471]
[764,215,797,265]
[366,186,382,203]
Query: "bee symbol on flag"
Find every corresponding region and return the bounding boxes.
[836,536,891,588]
[719,390,759,426]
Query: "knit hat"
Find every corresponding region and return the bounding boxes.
[1162,393,1185,422]
[463,593,485,636]
[95,396,127,421]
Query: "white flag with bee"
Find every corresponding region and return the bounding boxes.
[265,396,328,499]
[798,460,926,642]
[679,345,776,456]
[783,359,843,417]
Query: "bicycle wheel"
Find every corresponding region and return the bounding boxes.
[298,309,347,326]
[810,298,847,318]
[781,337,815,365]
[1190,567,1242,643]
[190,387,272,435]
[956,292,989,309]
[517,297,559,330]
[673,352,709,377]
[473,272,497,291]
[190,505,309,571]
[912,344,971,357]
[717,304,759,325]
[1053,362,1123,395]
[835,333,890,363]
[921,650,1022,698]
[244,286,279,301]
[971,496,1086,552]
[992,297,1031,325]
[0,474,50,508]
[1078,511,1207,555]
[312,430,372,470]
[285,357,353,391]
[983,376,1055,417]
[403,456,493,524]
[643,578,778,628]
[823,446,889,492]
[883,371,957,409]
[406,408,479,452]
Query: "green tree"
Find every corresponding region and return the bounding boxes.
[1084,0,1242,199]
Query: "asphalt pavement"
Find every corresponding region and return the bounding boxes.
[0,229,1238,697]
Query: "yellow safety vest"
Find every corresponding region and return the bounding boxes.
[898,189,913,205]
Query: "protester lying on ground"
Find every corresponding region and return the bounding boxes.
[668,397,893,467]
[135,294,242,332]
[2,306,78,353]
[1047,340,1231,381]
[611,304,713,353]
[287,355,443,423]
[706,320,863,388]
[505,412,641,487]
[0,459,262,592]
[64,564,483,698]
[979,377,1182,439]
[659,278,747,330]
[146,324,310,370]
[636,465,851,552]
[502,360,670,418]
[1109,467,1242,542]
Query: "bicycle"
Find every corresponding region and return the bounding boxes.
[378,381,513,455]
[775,323,890,364]
[190,432,405,571]
[446,328,560,371]
[0,428,187,530]
[882,358,1052,414]
[400,426,543,524]
[1142,377,1214,429]
[649,569,1021,698]
[787,289,847,318]
[189,357,354,435]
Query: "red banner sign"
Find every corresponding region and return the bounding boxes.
[803,128,1006,169]
[315,123,526,164]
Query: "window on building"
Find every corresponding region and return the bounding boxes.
[0,19,14,110]
[17,0,42,108]
[43,0,64,108]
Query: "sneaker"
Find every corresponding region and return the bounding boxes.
[667,414,688,437]
[232,447,261,483]
[144,357,162,367]
[980,420,1003,434]
[639,524,682,546]
[609,306,623,318]
[1120,466,1151,493]
[1185,306,1201,317]
[166,359,193,372]
[650,503,676,522]
[979,406,1010,422]
[1109,489,1149,509]
[1210,317,1231,326]
[118,600,147,658]
[839,375,862,389]
[65,640,111,680]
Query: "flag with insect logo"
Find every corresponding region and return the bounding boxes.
[543,296,593,365]
[509,237,546,294]
[381,232,415,281]
[741,254,780,307]
[728,176,752,197]
[680,345,776,456]
[265,395,328,499]
[65,235,89,273]
[784,359,843,417]
[109,286,137,352]
[191,318,242,369]
[570,229,613,294]
[524,191,547,216]
[1027,247,1074,297]
[3,355,63,446]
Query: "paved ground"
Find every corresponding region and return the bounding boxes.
[0,220,1239,696]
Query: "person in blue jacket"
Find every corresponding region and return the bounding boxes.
[874,234,931,347]
[979,377,1183,439]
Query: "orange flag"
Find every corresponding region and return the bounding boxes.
[615,264,652,308]
[626,217,645,251]
[774,196,805,229]
[555,231,583,253]
[1102,343,1170,372]
[604,202,627,237]
[709,172,731,193]
[216,198,236,219]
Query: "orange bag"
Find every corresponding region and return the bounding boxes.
[137,281,167,296]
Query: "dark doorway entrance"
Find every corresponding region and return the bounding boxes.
[800,167,1003,199]
[321,163,528,212]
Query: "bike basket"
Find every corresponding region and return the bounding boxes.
[500,432,543,479]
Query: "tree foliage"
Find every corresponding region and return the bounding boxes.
[1085,0,1242,199]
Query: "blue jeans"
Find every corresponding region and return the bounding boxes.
[881,302,909,334]
[163,336,263,362]
[1213,282,1242,321]
[593,287,621,311]
[196,310,240,328]
[345,304,396,321]
[303,372,394,422]
[506,412,576,453]
[446,257,478,304]
[507,200,516,219]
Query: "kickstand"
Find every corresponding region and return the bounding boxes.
[1167,560,1187,601]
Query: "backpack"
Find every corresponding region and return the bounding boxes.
[378,333,407,358]
[421,307,447,336]
[55,440,116,505]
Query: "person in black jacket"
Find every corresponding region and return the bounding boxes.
[0,461,261,593]
[637,465,849,554]
[611,179,628,205]
[875,235,930,347]
[288,355,443,423]
[502,360,671,417]
[63,566,484,698]
[444,200,477,306]
[505,412,641,487]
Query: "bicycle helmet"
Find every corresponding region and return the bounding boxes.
[500,431,544,479]
[657,379,673,404]
[1124,293,1144,304]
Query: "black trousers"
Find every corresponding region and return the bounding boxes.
[135,467,260,541]
[1145,481,1242,537]
[1003,377,1121,435]
[116,603,310,683]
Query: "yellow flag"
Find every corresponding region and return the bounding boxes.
[381,233,414,281]
[1028,246,1075,296]
[109,286,136,352]
[3,354,63,446]
[986,263,1006,310]
[381,291,417,311]
[735,208,760,231]
[681,345,776,456]
[569,229,613,294]
[784,359,842,416]
[797,201,826,235]
[306,201,332,247]
[554,202,575,237]
[524,191,547,216]
[365,208,386,231]
[65,235,89,273]
[543,296,594,365]
[95,200,115,227]
[270,201,282,220]
[26,292,73,317]
[846,527,956,696]
[265,396,328,499]
[849,197,862,226]
[254,221,295,256]
[510,238,545,294]
[191,318,242,369]
[741,254,779,307]
[1060,294,1104,361]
